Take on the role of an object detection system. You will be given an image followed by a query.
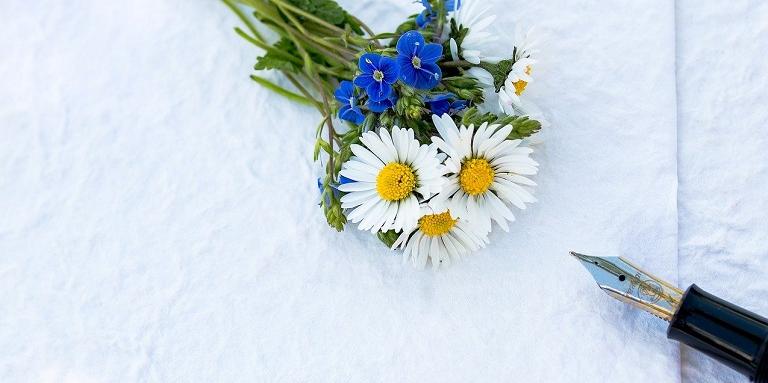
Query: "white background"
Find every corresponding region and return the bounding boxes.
[1,0,766,382]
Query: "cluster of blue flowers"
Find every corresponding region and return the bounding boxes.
[334,29,468,124]
[416,0,461,28]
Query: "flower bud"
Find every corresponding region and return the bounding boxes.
[406,105,423,119]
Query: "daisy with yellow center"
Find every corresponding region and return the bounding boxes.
[392,207,489,270]
[430,114,539,232]
[338,127,447,233]
[498,57,535,114]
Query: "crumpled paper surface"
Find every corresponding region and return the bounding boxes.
[0,0,764,382]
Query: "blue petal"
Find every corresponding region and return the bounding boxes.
[445,0,460,11]
[451,100,467,112]
[396,30,425,56]
[421,0,432,12]
[419,43,443,64]
[340,105,365,124]
[416,11,432,29]
[412,62,441,90]
[358,53,381,74]
[367,99,391,113]
[354,73,375,88]
[333,80,355,103]
[424,92,455,103]
[428,99,451,115]
[367,94,397,113]
[397,55,419,87]
[366,80,392,102]
[339,175,354,184]
[378,57,400,84]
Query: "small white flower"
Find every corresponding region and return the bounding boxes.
[448,0,499,64]
[498,57,536,111]
[338,127,447,233]
[430,114,539,232]
[392,207,489,270]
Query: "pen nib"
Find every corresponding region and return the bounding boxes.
[570,251,683,321]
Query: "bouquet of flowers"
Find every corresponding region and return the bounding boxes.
[224,0,545,269]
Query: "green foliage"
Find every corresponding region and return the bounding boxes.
[286,0,362,32]
[254,38,301,71]
[377,230,400,248]
[321,186,347,231]
[442,76,484,103]
[461,107,542,139]
[445,18,469,53]
[478,59,514,92]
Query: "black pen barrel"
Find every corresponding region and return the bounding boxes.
[667,284,768,382]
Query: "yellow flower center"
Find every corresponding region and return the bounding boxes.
[459,158,495,196]
[513,65,533,96]
[376,163,416,201]
[418,211,458,237]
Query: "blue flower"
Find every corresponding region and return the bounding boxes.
[353,53,399,102]
[367,93,398,113]
[445,0,461,11]
[334,80,365,124]
[417,0,460,28]
[425,93,467,115]
[416,0,433,28]
[396,31,443,90]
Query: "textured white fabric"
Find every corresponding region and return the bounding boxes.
[676,1,768,382]
[0,0,763,382]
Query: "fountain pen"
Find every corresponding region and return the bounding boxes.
[571,251,768,382]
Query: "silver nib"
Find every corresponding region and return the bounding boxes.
[570,251,684,321]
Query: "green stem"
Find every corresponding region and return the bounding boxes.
[222,0,265,42]
[316,65,349,78]
[320,92,337,180]
[284,73,323,112]
[234,27,303,66]
[275,3,308,35]
[441,59,473,68]
[250,75,316,106]
[270,0,346,35]
[349,15,381,48]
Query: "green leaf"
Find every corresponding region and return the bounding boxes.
[442,76,484,103]
[254,54,298,71]
[461,107,542,139]
[377,230,400,248]
[249,75,315,106]
[254,38,301,71]
[478,59,514,92]
[286,0,347,26]
[504,115,542,139]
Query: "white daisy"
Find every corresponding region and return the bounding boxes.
[448,0,499,64]
[430,114,539,232]
[392,207,489,270]
[498,57,536,113]
[338,127,447,233]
